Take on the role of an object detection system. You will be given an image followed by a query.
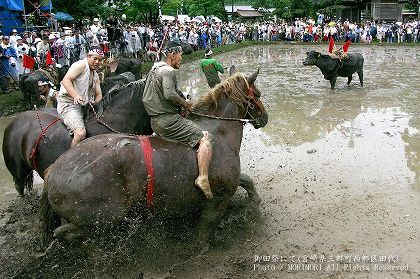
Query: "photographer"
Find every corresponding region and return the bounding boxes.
[73,29,87,60]
[106,14,118,42]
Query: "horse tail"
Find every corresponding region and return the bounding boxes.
[39,166,61,246]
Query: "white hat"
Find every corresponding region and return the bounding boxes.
[93,18,99,22]
[48,34,55,40]
[63,27,71,30]
[205,49,213,57]
[16,36,22,40]
[11,29,17,33]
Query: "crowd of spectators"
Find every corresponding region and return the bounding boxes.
[1,15,420,93]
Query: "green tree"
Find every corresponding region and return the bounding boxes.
[124,0,162,25]
[184,0,226,18]
[53,0,111,21]
[272,0,314,20]
[162,0,183,15]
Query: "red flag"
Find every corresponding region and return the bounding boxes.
[23,54,35,69]
[46,51,53,65]
[343,39,351,53]
[328,36,335,53]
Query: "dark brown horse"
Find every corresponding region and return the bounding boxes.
[19,66,70,109]
[2,80,152,196]
[41,70,268,248]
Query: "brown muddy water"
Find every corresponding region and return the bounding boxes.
[0,44,419,279]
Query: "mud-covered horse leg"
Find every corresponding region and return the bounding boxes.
[357,70,363,87]
[239,173,261,205]
[194,195,231,253]
[347,75,353,85]
[330,75,338,89]
[12,165,33,196]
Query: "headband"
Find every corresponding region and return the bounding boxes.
[38,80,53,86]
[162,45,183,57]
[88,48,104,57]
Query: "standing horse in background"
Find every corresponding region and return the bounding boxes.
[19,66,70,109]
[2,80,152,196]
[42,70,268,247]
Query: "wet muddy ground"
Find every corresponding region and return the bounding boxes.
[0,44,419,279]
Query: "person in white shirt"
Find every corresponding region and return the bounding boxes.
[53,33,67,66]
[14,36,29,75]
[90,18,101,35]
[36,35,50,65]
[9,29,19,49]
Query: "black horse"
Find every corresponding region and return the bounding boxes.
[3,80,152,196]
[3,74,262,204]
[41,70,268,247]
[19,66,70,109]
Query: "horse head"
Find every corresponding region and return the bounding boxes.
[245,69,268,128]
[193,69,268,129]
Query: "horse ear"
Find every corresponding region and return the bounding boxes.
[229,65,236,76]
[247,68,259,85]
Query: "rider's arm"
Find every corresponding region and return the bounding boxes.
[215,60,224,74]
[162,69,191,110]
[60,61,85,104]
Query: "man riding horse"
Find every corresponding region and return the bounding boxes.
[57,48,104,147]
[142,42,214,199]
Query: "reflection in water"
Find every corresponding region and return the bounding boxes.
[178,44,419,186]
[402,123,420,187]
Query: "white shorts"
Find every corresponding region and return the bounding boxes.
[57,102,85,131]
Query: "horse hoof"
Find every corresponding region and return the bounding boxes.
[15,184,25,197]
[250,194,262,205]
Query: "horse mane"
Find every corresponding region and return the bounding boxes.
[88,79,144,119]
[192,73,250,113]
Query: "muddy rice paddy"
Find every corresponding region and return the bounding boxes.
[0,44,419,279]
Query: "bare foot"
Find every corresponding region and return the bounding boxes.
[195,176,213,199]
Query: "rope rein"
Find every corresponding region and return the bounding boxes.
[34,105,46,139]
[190,111,256,124]
[88,75,260,134]
[88,102,139,136]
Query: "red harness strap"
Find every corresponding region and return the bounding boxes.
[138,136,155,209]
[30,118,61,173]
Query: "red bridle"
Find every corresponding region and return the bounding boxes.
[246,86,265,117]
